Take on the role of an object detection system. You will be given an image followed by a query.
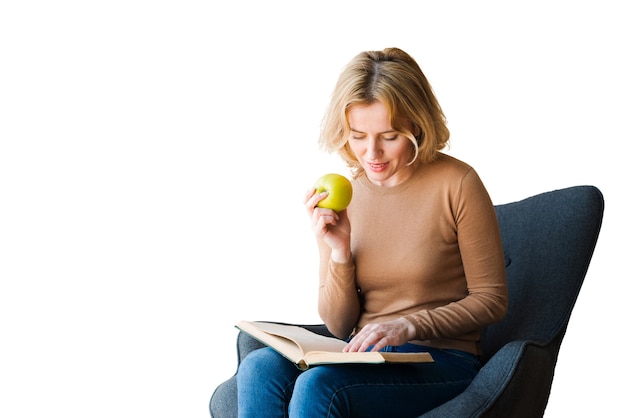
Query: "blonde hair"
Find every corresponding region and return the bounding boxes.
[319,47,450,177]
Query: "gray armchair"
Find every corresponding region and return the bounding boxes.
[210,185,604,417]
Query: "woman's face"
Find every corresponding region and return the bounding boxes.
[347,101,416,187]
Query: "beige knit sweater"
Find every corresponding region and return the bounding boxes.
[317,153,508,355]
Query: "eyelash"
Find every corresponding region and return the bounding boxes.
[350,135,398,141]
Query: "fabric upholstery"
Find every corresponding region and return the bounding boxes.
[209,185,604,417]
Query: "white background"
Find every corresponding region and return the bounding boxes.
[1,1,623,417]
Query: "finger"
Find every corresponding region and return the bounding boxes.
[314,192,329,207]
[305,191,329,213]
[346,326,392,353]
[312,207,338,222]
[369,338,390,353]
[343,339,360,353]
[303,187,317,204]
[312,212,338,234]
[343,333,371,353]
[345,337,373,353]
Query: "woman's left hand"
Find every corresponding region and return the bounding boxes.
[343,318,416,352]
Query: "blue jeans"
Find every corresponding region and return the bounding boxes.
[237,343,480,417]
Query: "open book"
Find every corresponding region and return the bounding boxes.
[236,320,434,370]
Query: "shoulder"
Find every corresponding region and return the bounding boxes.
[423,153,490,201]
[428,152,472,172]
[422,152,477,184]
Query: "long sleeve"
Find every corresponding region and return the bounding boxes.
[404,168,507,346]
[317,239,361,339]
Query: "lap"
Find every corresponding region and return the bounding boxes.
[239,346,480,418]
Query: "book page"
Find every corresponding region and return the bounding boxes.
[244,321,347,354]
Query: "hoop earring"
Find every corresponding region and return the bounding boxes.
[407,146,419,166]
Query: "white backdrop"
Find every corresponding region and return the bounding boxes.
[1,1,623,417]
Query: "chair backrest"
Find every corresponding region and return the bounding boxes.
[480,186,604,361]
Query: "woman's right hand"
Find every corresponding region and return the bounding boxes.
[304,187,352,262]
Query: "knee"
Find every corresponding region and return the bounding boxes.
[238,347,280,382]
[292,367,328,394]
[291,367,346,416]
[237,347,302,415]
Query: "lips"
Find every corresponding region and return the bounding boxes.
[367,162,388,172]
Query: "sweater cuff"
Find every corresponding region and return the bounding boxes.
[328,258,355,282]
[404,314,423,338]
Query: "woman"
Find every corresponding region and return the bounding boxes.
[237,47,507,417]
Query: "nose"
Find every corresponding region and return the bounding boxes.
[365,137,382,160]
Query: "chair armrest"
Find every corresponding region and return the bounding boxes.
[209,331,266,418]
[420,339,559,418]
[209,376,237,418]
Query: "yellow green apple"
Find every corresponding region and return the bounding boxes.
[313,173,353,212]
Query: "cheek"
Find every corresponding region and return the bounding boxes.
[394,141,415,162]
[348,141,365,157]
